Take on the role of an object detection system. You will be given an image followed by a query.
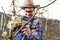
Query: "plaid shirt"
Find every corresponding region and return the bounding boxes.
[16,16,43,40]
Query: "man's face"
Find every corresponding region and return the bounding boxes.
[24,7,35,18]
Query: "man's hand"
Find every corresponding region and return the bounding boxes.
[21,26,31,38]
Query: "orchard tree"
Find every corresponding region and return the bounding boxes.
[1,0,56,40]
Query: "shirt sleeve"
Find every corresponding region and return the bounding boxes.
[16,32,24,40]
[29,20,43,40]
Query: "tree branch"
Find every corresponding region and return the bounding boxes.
[38,0,56,10]
[16,9,21,13]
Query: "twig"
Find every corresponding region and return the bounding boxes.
[38,0,56,10]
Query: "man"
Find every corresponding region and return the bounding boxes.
[16,0,43,40]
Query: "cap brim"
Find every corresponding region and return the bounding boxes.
[20,5,39,8]
[20,5,40,10]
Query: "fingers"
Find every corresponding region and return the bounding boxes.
[23,30,30,37]
[21,26,30,32]
[21,26,30,37]
[23,31,29,36]
[21,28,29,32]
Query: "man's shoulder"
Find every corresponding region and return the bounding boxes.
[33,16,41,21]
[18,15,41,22]
[18,15,24,18]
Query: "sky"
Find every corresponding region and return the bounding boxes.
[0,0,60,20]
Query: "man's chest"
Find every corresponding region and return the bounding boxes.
[21,19,39,35]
